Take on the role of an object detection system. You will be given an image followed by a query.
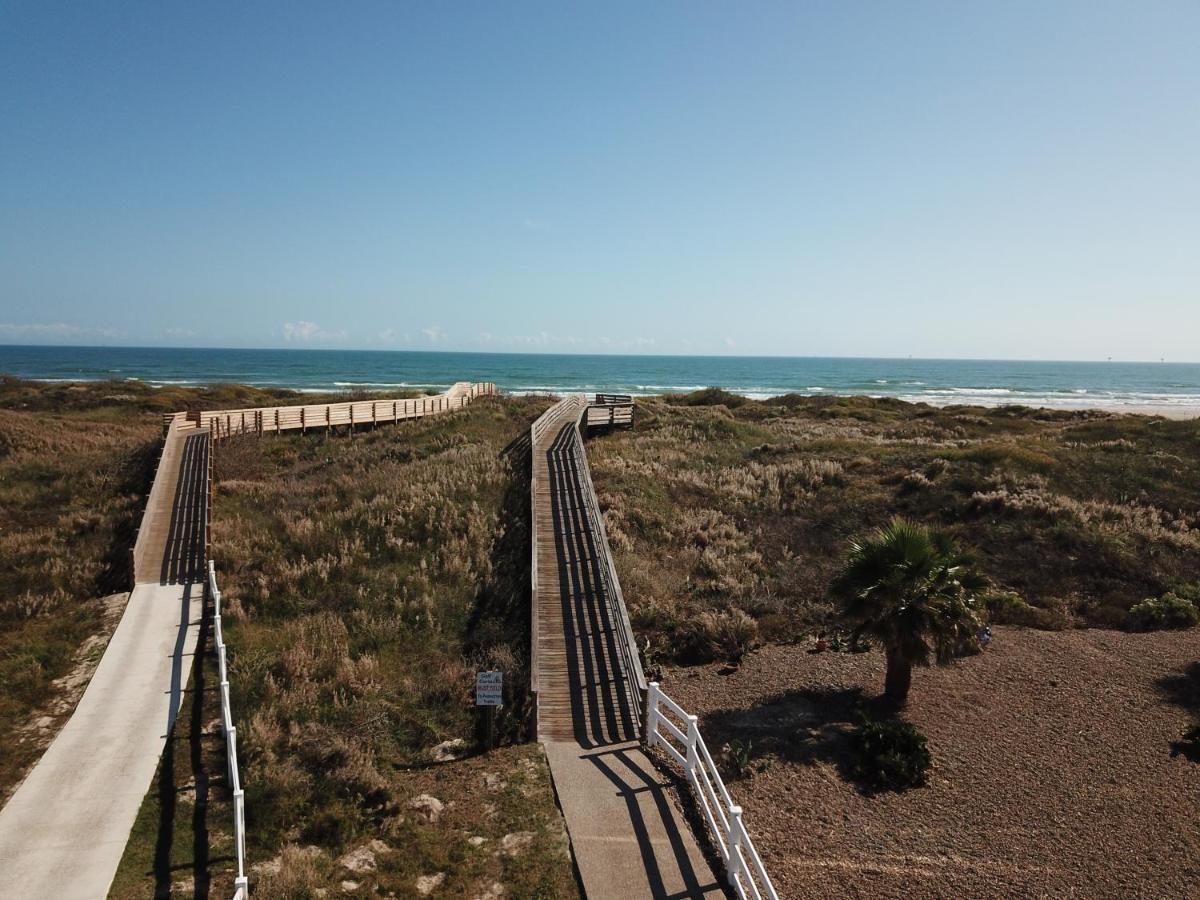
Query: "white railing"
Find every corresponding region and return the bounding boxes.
[208,561,249,898]
[645,682,778,900]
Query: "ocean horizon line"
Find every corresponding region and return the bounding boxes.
[3,343,1200,367]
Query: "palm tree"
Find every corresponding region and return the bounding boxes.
[832,519,984,704]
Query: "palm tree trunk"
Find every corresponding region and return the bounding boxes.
[884,647,912,704]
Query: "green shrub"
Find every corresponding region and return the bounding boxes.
[671,388,747,408]
[850,718,931,791]
[1127,593,1199,631]
[982,591,1070,630]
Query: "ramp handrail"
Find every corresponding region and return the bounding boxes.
[645,682,778,899]
[208,560,249,898]
[566,403,647,720]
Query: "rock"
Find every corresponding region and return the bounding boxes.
[500,831,534,856]
[473,881,506,900]
[252,855,282,876]
[483,772,506,792]
[416,872,446,895]
[338,839,390,873]
[340,881,359,893]
[467,835,487,847]
[409,794,445,823]
[430,738,470,763]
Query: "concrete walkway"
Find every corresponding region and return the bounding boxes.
[532,404,724,899]
[0,429,208,899]
[546,741,725,899]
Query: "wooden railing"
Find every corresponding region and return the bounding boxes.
[130,416,183,585]
[166,381,498,441]
[566,401,647,724]
[585,393,636,429]
[595,393,633,405]
[646,683,778,899]
[529,394,643,730]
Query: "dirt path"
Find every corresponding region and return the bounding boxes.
[664,627,1200,899]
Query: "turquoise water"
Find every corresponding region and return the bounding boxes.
[3,345,1200,411]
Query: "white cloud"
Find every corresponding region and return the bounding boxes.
[282,320,346,343]
[0,322,121,340]
[163,327,195,338]
[378,328,397,343]
[724,337,737,349]
[421,325,446,343]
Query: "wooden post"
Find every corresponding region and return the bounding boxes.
[275,408,280,433]
[326,406,330,435]
[301,407,306,434]
[349,404,355,436]
[372,401,377,429]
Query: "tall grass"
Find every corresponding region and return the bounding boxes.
[590,395,1200,661]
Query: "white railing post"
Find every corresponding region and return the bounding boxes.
[234,787,247,881]
[726,806,746,889]
[686,714,700,774]
[226,722,236,783]
[645,682,662,749]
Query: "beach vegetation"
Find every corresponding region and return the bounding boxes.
[849,717,931,791]
[1127,593,1199,631]
[831,519,984,704]
[588,392,1200,662]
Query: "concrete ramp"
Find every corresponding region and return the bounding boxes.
[0,428,208,899]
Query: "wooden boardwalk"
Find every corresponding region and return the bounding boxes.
[531,397,723,899]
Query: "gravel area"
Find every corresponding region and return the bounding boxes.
[663,627,1199,899]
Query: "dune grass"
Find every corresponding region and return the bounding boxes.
[0,399,160,798]
[588,393,1200,664]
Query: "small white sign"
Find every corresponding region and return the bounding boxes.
[476,671,503,707]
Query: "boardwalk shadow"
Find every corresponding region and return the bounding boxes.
[160,433,209,585]
[154,580,211,898]
[1157,662,1200,761]
[466,429,536,743]
[99,437,161,594]
[701,686,909,794]
[547,422,638,749]
[584,745,725,899]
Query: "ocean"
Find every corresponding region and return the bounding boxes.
[3,345,1200,412]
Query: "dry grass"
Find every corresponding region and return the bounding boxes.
[590,394,1200,660]
[0,404,160,797]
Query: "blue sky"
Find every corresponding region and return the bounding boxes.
[1,2,1198,360]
